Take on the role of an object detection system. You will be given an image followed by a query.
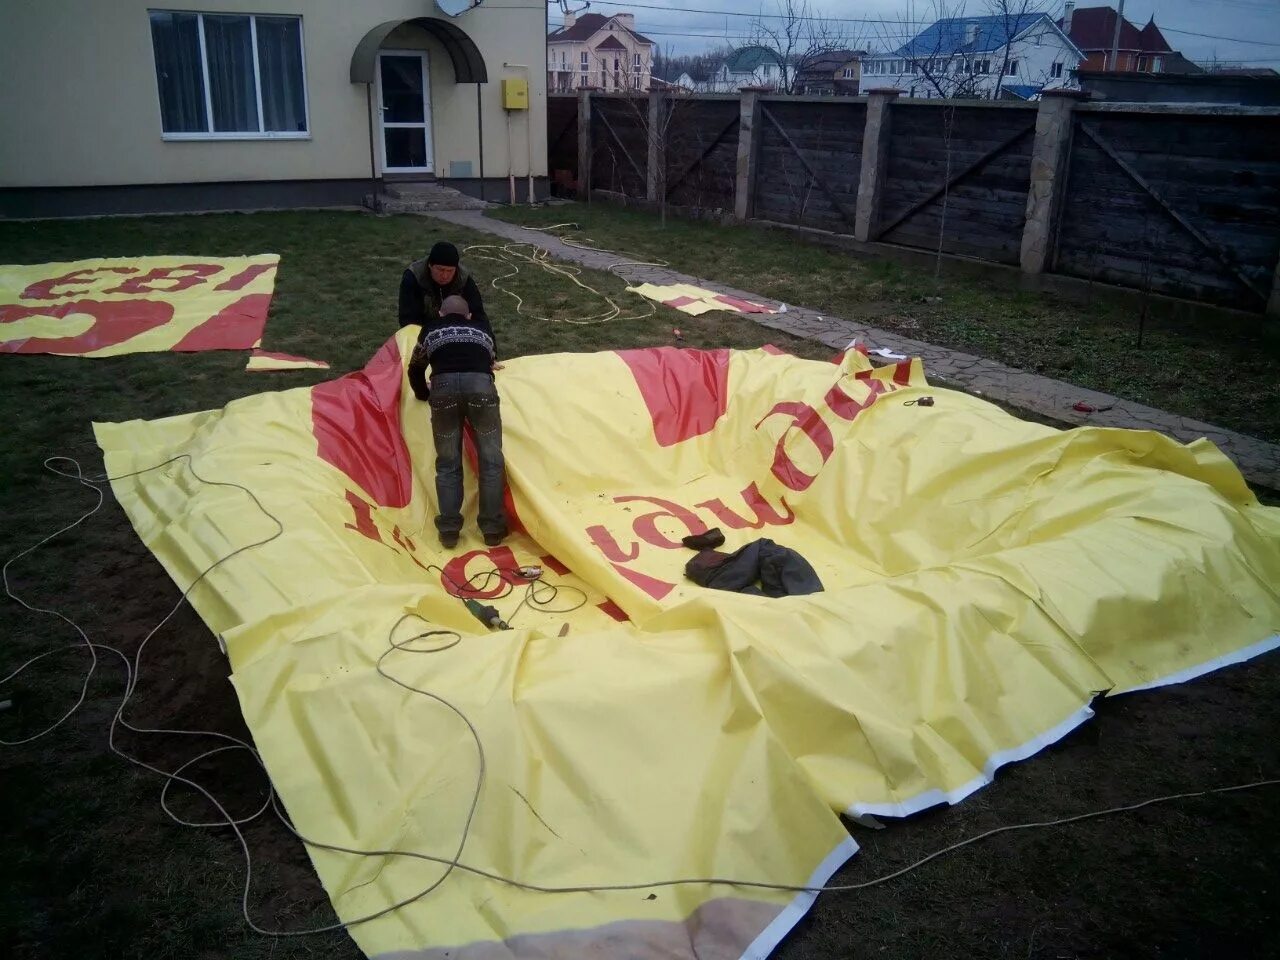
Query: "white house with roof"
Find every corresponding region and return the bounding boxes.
[860,13,1083,99]
[547,11,654,93]
[702,46,787,93]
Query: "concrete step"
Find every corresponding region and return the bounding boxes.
[366,181,490,212]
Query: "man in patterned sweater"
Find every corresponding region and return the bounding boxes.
[407,293,507,549]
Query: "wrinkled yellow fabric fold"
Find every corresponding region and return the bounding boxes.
[95,332,1280,959]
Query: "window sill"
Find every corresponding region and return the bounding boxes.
[161,132,312,142]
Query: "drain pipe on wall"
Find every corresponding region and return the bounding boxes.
[476,83,486,204]
[504,62,535,204]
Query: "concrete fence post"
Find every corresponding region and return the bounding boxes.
[734,90,762,221]
[1268,256,1280,318]
[854,88,900,243]
[576,89,592,202]
[647,90,664,203]
[1020,89,1088,275]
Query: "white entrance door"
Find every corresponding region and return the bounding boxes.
[376,51,433,173]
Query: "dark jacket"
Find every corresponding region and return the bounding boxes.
[398,259,488,329]
[407,311,498,401]
[684,539,824,597]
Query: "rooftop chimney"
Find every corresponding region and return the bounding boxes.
[1063,2,1074,34]
[965,23,979,44]
[563,11,576,29]
[614,13,636,30]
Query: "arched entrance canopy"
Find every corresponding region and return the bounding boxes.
[350,17,488,84]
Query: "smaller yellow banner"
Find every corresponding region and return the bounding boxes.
[0,254,279,357]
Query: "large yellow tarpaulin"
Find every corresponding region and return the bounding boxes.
[1,255,279,356]
[95,331,1280,959]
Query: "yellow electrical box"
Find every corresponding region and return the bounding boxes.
[502,77,529,110]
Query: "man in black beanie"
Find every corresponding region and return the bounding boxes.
[398,241,488,329]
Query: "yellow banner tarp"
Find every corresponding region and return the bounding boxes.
[627,281,779,316]
[1,255,279,356]
[95,332,1280,959]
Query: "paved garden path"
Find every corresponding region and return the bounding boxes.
[435,209,1280,491]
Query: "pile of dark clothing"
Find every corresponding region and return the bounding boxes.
[681,528,823,597]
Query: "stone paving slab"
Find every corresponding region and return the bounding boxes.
[434,209,1280,491]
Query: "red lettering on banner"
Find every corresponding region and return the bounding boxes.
[105,263,223,295]
[0,298,174,355]
[611,563,675,601]
[540,554,571,576]
[343,490,386,545]
[755,401,836,492]
[444,547,520,599]
[22,267,136,300]
[586,524,640,563]
[696,482,795,530]
[214,262,275,291]
[597,599,631,622]
[392,526,429,570]
[825,379,886,421]
[614,495,708,550]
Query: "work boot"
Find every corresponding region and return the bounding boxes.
[440,533,459,550]
[483,531,506,547]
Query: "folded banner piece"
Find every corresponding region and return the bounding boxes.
[627,282,778,316]
[246,349,331,372]
[1,254,279,356]
[95,334,1280,960]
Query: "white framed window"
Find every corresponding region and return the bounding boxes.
[561,51,566,69]
[581,51,589,67]
[1005,59,1019,76]
[1152,56,1163,73]
[149,10,308,139]
[1051,61,1063,79]
[842,67,853,79]
[976,59,991,74]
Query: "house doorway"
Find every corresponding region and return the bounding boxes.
[376,50,433,174]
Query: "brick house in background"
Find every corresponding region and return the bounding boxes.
[1059,2,1179,73]
[547,11,655,93]
[797,50,868,96]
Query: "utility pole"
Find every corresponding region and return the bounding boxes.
[1109,0,1126,71]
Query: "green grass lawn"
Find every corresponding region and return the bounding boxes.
[490,203,1280,445]
[1,210,1278,960]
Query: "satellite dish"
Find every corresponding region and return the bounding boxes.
[435,0,482,16]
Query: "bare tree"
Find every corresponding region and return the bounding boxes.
[873,0,1053,101]
[746,0,860,95]
[988,0,1046,100]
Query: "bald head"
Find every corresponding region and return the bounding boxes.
[440,295,470,318]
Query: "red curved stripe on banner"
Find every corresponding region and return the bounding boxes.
[170,293,272,352]
[0,299,174,354]
[311,337,413,509]
[615,347,731,447]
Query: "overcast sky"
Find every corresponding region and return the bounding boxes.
[546,0,1280,65]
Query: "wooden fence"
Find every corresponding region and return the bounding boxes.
[550,91,1280,315]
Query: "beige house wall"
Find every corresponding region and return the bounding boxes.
[0,0,547,188]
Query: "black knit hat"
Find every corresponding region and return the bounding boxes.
[427,241,460,267]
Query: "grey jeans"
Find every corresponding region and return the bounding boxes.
[428,372,507,539]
